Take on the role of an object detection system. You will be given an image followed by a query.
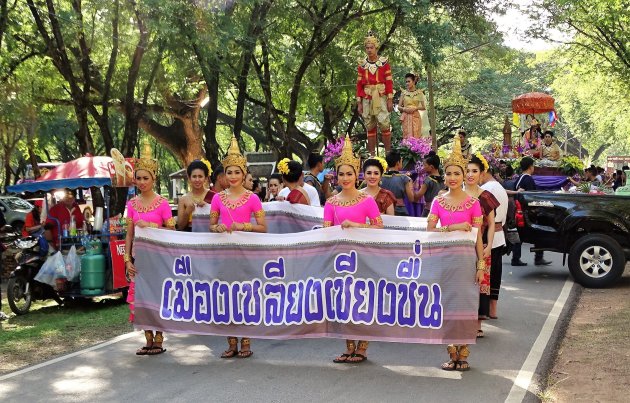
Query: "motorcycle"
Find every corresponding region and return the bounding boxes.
[6,234,62,315]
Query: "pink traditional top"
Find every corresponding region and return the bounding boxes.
[126,195,175,228]
[427,195,483,228]
[323,193,383,227]
[125,194,174,323]
[427,195,489,294]
[210,190,265,228]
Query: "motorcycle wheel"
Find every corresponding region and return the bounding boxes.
[7,277,32,315]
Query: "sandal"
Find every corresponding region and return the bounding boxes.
[221,337,239,359]
[237,350,253,359]
[489,316,498,320]
[333,340,356,364]
[333,353,352,364]
[221,349,238,358]
[237,338,253,359]
[136,345,153,355]
[456,360,470,371]
[147,346,167,355]
[347,353,368,363]
[441,360,457,371]
[477,329,484,338]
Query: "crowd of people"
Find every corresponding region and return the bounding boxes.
[119,132,519,374]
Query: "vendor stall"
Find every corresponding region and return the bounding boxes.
[5,157,128,315]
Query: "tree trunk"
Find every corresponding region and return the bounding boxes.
[426,63,437,150]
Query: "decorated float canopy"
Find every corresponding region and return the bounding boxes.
[7,156,113,193]
[511,92,555,114]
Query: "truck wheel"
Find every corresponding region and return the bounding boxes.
[568,234,625,288]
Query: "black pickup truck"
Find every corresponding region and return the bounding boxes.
[517,192,630,288]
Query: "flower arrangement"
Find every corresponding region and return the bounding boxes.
[200,158,213,175]
[482,152,500,173]
[474,152,489,172]
[323,138,345,167]
[277,158,290,175]
[373,156,388,172]
[398,137,432,168]
[558,155,584,175]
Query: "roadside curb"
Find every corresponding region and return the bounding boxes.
[0,330,140,381]
[525,279,582,402]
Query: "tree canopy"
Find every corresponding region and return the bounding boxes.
[0,0,628,192]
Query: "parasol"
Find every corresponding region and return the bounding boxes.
[511,92,555,114]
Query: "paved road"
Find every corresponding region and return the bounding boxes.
[0,249,577,403]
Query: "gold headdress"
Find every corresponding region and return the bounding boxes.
[364,30,379,47]
[135,141,158,178]
[443,135,469,172]
[335,135,361,174]
[221,136,248,174]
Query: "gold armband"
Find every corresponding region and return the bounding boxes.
[476,259,486,271]
[243,223,253,232]
[387,93,394,99]
[165,217,176,229]
[124,253,131,263]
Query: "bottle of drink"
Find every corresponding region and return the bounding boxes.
[82,220,88,235]
[70,216,77,236]
[62,223,69,238]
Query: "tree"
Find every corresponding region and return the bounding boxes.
[528,0,630,88]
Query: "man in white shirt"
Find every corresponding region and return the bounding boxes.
[277,180,321,207]
[480,167,508,319]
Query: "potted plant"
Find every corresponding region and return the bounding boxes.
[558,155,585,175]
[398,137,432,170]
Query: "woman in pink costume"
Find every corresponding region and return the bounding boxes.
[325,136,383,364]
[427,137,485,372]
[124,144,176,356]
[210,136,267,359]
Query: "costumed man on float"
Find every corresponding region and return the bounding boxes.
[357,30,394,156]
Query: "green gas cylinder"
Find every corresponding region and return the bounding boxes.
[80,241,105,295]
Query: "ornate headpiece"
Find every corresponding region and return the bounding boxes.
[221,135,248,174]
[277,158,291,175]
[335,135,361,174]
[135,141,158,178]
[443,136,469,172]
[364,30,379,47]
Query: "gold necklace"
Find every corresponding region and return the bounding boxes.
[191,189,207,204]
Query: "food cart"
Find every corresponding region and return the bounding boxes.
[6,157,129,313]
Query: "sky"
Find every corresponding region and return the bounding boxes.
[490,0,563,51]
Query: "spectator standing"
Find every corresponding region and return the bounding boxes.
[512,157,551,266]
[416,151,444,217]
[266,174,283,201]
[381,150,415,216]
[304,153,333,206]
[480,167,509,319]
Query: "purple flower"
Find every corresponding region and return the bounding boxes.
[400,137,432,157]
[323,138,344,163]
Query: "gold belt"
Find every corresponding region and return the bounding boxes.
[364,84,386,115]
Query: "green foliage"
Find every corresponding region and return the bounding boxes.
[1,0,625,191]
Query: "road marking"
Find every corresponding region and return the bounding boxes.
[0,331,139,382]
[505,277,574,403]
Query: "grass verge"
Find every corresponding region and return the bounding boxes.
[0,294,133,375]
